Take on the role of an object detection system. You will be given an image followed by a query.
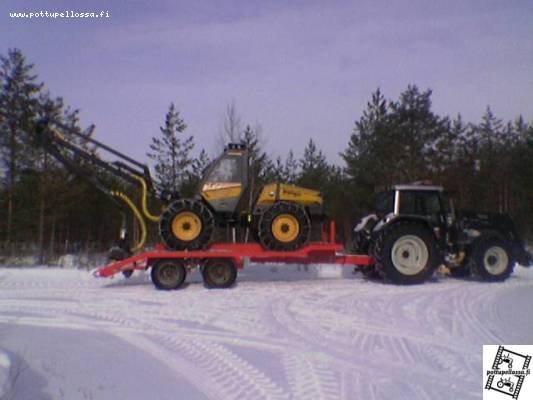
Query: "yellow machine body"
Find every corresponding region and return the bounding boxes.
[257,183,323,207]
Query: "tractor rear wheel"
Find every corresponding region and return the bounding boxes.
[373,223,440,284]
[258,202,311,251]
[151,259,187,290]
[159,199,214,250]
[469,236,513,281]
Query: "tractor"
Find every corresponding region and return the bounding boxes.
[353,184,531,284]
[498,354,513,369]
[158,143,325,251]
[497,377,514,392]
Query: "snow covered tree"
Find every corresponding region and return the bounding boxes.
[147,103,194,195]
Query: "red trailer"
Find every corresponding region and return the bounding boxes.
[94,223,374,290]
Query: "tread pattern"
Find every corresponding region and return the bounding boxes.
[469,236,514,282]
[159,199,214,250]
[372,222,440,285]
[257,202,311,251]
[202,259,238,289]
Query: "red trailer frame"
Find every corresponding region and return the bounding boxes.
[94,221,374,283]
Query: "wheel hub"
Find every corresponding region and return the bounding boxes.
[159,265,179,285]
[391,235,429,275]
[483,246,508,275]
[272,214,300,243]
[171,211,202,241]
[206,262,232,285]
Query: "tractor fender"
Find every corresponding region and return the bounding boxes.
[373,215,435,237]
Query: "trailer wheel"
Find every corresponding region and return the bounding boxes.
[469,237,513,281]
[151,259,187,290]
[159,199,214,251]
[373,223,440,284]
[258,202,311,251]
[202,259,237,289]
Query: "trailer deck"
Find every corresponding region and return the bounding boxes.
[95,242,374,278]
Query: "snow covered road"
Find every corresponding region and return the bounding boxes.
[1,264,532,400]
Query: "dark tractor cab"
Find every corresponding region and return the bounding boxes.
[353,184,531,284]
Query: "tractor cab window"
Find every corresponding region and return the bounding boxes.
[205,156,242,184]
[375,191,394,215]
[399,191,442,216]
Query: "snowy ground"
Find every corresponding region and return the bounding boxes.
[0,264,532,400]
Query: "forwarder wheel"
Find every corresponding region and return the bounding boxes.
[258,202,311,251]
[159,199,214,251]
[202,258,237,289]
[373,223,440,284]
[151,259,187,290]
[470,237,513,281]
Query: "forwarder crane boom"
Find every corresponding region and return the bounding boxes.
[35,118,163,257]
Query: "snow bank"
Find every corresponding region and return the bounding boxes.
[57,253,107,269]
[0,349,11,399]
[0,255,39,267]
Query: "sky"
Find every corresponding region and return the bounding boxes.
[1,0,533,164]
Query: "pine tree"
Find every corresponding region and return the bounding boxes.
[388,85,446,182]
[147,103,194,195]
[182,148,210,197]
[241,124,268,185]
[298,138,330,191]
[341,88,390,212]
[261,151,298,184]
[0,48,43,243]
[282,150,298,184]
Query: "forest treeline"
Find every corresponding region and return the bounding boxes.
[1,49,532,262]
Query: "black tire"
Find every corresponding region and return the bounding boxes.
[360,265,382,280]
[122,270,134,278]
[151,259,187,290]
[469,236,514,281]
[258,202,311,251]
[373,222,440,284]
[108,246,134,278]
[448,265,471,278]
[202,258,237,289]
[159,199,214,250]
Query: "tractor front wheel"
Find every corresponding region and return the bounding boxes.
[469,237,513,281]
[258,202,311,251]
[159,199,214,251]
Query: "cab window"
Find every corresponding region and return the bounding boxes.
[399,191,442,216]
[205,156,241,184]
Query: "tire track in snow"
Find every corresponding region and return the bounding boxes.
[268,282,482,398]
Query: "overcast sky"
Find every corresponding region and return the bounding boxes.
[2,0,533,164]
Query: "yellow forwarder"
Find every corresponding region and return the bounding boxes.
[35,118,324,256]
[160,143,324,251]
